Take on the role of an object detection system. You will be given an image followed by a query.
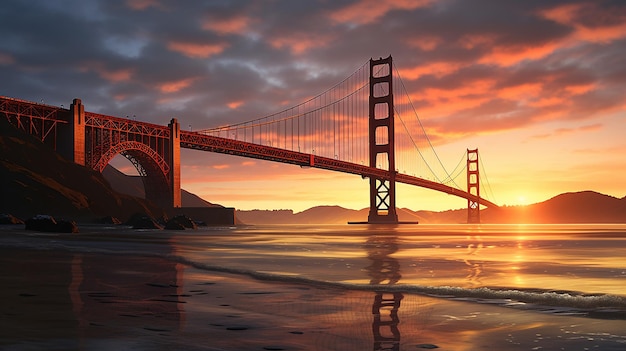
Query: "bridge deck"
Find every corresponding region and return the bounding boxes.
[180,131,498,208]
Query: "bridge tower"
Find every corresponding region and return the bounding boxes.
[66,98,86,166]
[368,56,399,224]
[467,148,480,224]
[168,118,182,208]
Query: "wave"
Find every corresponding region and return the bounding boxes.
[164,254,626,317]
[2,236,625,319]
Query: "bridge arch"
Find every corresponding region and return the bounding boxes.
[93,141,171,207]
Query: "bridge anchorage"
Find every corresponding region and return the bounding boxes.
[1,55,498,223]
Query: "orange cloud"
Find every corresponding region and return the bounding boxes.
[202,16,252,35]
[408,36,443,51]
[100,69,133,83]
[167,41,227,58]
[78,62,133,82]
[397,62,463,80]
[113,94,128,101]
[564,83,596,95]
[212,164,230,170]
[458,34,497,50]
[540,3,583,24]
[158,78,196,93]
[479,41,562,67]
[531,123,603,139]
[540,3,626,44]
[227,101,244,109]
[497,83,543,101]
[269,34,332,55]
[330,0,432,25]
[527,96,566,108]
[575,23,626,43]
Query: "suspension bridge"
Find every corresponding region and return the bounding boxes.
[1,56,498,224]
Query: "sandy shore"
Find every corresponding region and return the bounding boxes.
[1,246,625,350]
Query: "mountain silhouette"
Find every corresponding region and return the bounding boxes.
[236,191,626,224]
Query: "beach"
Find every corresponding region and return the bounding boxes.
[1,224,625,350]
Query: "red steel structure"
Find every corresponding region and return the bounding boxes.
[467,149,481,224]
[368,56,398,223]
[1,58,498,222]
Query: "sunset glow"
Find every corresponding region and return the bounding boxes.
[2,0,625,212]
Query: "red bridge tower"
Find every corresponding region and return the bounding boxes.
[467,148,480,224]
[368,56,399,223]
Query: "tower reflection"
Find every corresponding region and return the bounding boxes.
[364,235,403,351]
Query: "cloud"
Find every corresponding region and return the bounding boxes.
[126,0,162,11]
[540,2,626,43]
[167,41,228,59]
[0,52,15,65]
[329,0,432,25]
[202,15,253,35]
[157,77,196,93]
[531,123,603,139]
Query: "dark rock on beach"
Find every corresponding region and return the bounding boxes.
[24,215,79,233]
[126,213,163,229]
[165,214,197,230]
[0,213,24,224]
[97,215,122,225]
[164,220,186,230]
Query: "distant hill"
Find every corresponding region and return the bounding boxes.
[102,166,221,208]
[482,191,626,223]
[237,191,626,224]
[0,118,164,221]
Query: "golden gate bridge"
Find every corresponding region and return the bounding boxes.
[1,56,498,224]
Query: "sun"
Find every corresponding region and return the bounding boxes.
[517,195,527,205]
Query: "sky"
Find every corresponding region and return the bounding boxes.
[1,0,625,212]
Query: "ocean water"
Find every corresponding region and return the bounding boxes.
[3,223,625,314]
[1,223,625,350]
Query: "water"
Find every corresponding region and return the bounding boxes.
[1,223,625,350]
[3,223,625,314]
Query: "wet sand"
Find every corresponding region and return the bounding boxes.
[1,246,625,350]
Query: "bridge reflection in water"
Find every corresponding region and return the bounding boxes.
[2,234,425,350]
[365,235,404,351]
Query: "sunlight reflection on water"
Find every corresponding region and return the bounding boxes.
[169,224,626,296]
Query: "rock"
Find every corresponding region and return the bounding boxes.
[126,213,169,229]
[194,220,207,227]
[164,220,186,230]
[24,215,78,233]
[25,214,57,232]
[56,219,79,233]
[131,216,163,230]
[0,213,24,224]
[165,215,197,230]
[98,215,121,225]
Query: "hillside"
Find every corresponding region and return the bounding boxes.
[482,191,626,223]
[0,118,164,221]
[236,191,626,224]
[102,166,221,208]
